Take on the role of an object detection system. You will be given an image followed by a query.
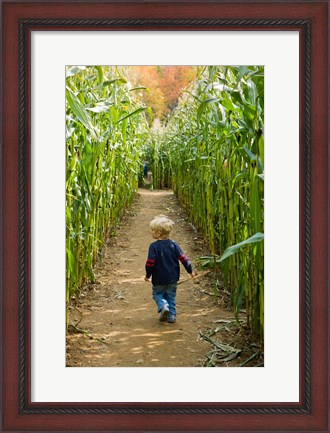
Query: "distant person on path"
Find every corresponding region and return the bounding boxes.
[143,160,149,179]
[144,215,196,323]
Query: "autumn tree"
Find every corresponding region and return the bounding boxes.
[127,66,196,124]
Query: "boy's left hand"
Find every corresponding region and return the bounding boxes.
[144,276,150,282]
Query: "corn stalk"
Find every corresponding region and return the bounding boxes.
[150,66,264,338]
[66,66,149,301]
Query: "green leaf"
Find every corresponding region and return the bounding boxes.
[115,107,147,124]
[243,146,264,172]
[197,98,219,123]
[220,97,237,112]
[66,87,98,138]
[242,103,257,128]
[129,86,149,92]
[219,233,264,262]
[103,78,127,87]
[95,66,104,85]
[234,279,245,316]
[236,66,252,81]
[66,248,77,276]
[243,146,257,161]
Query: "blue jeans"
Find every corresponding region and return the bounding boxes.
[152,284,177,316]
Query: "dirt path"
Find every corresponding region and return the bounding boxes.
[67,189,261,367]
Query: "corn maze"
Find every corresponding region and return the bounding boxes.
[66,65,264,339]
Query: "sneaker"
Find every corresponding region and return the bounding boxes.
[159,306,169,322]
[167,314,176,323]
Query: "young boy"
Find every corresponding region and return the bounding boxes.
[144,215,196,323]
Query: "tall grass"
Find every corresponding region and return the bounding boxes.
[150,66,264,337]
[66,66,149,301]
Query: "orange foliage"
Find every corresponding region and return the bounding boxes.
[127,66,196,122]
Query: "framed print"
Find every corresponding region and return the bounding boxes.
[1,0,328,432]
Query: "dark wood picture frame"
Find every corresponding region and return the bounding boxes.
[1,1,328,432]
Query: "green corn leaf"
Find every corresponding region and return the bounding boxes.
[95,66,104,84]
[66,87,98,138]
[197,98,219,123]
[129,86,149,92]
[243,146,264,172]
[219,232,264,262]
[103,78,127,87]
[115,107,147,124]
[220,97,237,112]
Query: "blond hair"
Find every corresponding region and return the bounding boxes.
[150,215,174,238]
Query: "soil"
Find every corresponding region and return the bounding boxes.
[66,187,263,368]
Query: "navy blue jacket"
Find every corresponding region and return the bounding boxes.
[145,239,193,285]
